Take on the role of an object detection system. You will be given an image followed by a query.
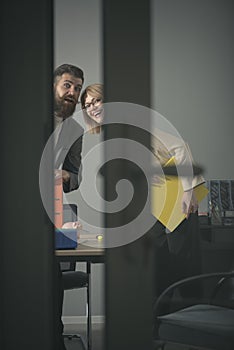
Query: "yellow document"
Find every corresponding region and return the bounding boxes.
[151,157,209,232]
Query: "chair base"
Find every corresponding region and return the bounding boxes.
[153,339,166,349]
[64,333,87,350]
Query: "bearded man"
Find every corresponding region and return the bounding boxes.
[53,64,84,350]
[53,63,84,192]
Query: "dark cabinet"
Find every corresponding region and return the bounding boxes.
[201,224,234,273]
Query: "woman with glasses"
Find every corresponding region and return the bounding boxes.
[80,83,104,134]
[80,83,205,321]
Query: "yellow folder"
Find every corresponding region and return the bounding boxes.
[151,157,209,232]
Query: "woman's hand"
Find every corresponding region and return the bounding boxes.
[54,169,70,183]
[62,221,83,229]
[181,189,198,219]
[62,221,83,239]
[151,175,167,187]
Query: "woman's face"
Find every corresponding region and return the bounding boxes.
[84,93,104,124]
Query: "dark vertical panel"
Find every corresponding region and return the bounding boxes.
[103,1,154,350]
[0,1,55,349]
[103,1,151,106]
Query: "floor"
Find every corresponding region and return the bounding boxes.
[63,323,190,350]
[64,323,104,350]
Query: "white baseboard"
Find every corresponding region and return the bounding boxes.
[62,315,105,325]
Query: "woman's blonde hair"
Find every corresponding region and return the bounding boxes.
[80,83,103,134]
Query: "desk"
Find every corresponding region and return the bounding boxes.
[56,242,105,350]
[56,243,105,262]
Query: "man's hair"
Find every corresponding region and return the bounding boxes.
[54,63,84,83]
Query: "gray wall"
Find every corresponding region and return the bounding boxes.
[151,0,234,181]
[55,0,234,321]
[54,0,102,85]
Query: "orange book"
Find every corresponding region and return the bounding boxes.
[54,176,63,228]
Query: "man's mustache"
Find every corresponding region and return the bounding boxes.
[63,95,76,104]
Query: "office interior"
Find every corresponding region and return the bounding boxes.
[1,0,234,350]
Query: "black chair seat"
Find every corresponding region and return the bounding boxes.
[62,270,88,290]
[154,271,234,350]
[158,304,234,350]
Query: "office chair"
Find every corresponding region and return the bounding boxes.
[61,204,90,350]
[153,271,234,350]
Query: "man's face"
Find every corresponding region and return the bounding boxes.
[54,73,83,119]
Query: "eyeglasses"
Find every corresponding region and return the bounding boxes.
[84,98,102,111]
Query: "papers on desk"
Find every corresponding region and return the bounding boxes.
[54,228,104,250]
[78,230,104,247]
[151,157,209,232]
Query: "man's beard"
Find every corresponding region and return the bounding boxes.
[54,96,76,119]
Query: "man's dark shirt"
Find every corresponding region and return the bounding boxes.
[54,116,84,193]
